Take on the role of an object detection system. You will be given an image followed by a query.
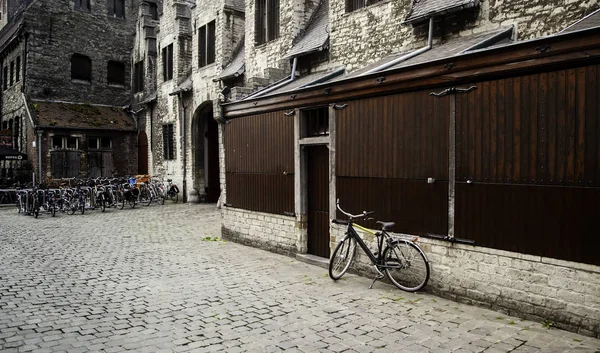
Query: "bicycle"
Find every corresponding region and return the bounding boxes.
[329,199,430,292]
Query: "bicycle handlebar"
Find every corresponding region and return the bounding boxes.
[336,199,374,220]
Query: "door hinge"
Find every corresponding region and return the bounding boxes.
[430,85,477,97]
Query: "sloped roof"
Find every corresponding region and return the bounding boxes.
[218,43,245,80]
[0,16,23,53]
[404,0,479,25]
[171,75,193,95]
[262,67,345,96]
[32,100,136,131]
[331,27,512,81]
[285,0,329,59]
[561,8,600,33]
[224,0,245,12]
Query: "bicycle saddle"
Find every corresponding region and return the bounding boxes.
[376,221,395,231]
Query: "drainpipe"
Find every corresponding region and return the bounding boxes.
[177,92,187,203]
[361,17,434,76]
[242,57,298,100]
[37,130,42,184]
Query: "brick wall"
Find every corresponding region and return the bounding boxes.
[330,224,600,337]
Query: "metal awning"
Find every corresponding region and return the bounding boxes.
[0,145,27,161]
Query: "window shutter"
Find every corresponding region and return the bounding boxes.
[115,0,124,18]
[168,44,173,80]
[255,0,265,44]
[15,57,20,82]
[199,25,206,67]
[107,0,114,16]
[207,21,216,65]
[270,0,280,40]
[162,47,167,81]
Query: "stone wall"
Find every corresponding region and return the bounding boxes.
[329,223,600,337]
[222,207,299,256]
[23,0,137,106]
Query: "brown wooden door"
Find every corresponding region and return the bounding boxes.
[138,131,148,174]
[307,145,330,258]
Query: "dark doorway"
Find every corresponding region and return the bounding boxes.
[193,102,220,203]
[307,145,330,258]
[138,131,148,174]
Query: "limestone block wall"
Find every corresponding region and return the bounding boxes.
[222,207,299,256]
[329,224,600,337]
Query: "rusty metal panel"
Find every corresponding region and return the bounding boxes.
[225,173,294,215]
[455,183,600,266]
[225,110,294,174]
[337,177,448,237]
[224,110,294,215]
[336,89,450,180]
[456,64,600,187]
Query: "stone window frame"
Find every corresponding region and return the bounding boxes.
[345,0,382,13]
[133,60,144,93]
[255,0,280,45]
[107,0,125,19]
[198,20,216,68]
[71,53,93,83]
[15,56,20,83]
[107,60,126,86]
[162,124,175,160]
[162,44,174,82]
[75,0,91,12]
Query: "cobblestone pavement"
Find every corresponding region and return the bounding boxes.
[0,204,599,353]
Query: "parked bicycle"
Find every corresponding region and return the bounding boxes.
[329,199,430,292]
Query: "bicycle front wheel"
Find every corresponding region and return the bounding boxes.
[329,235,357,280]
[383,241,430,292]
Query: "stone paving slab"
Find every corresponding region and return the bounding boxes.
[0,204,599,352]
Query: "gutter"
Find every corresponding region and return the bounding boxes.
[362,17,434,76]
[459,27,513,53]
[242,57,298,100]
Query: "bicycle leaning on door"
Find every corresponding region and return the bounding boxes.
[329,199,430,292]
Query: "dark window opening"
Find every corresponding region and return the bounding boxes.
[107,0,124,18]
[101,137,112,149]
[304,107,329,137]
[149,2,158,20]
[66,137,78,149]
[89,137,112,149]
[133,60,144,93]
[75,0,90,11]
[2,66,7,90]
[162,44,173,81]
[15,57,20,82]
[52,136,63,150]
[346,0,380,12]
[9,61,13,86]
[71,54,92,81]
[255,0,280,45]
[198,20,216,67]
[107,60,125,85]
[162,124,174,160]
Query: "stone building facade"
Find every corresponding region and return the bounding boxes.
[0,0,139,183]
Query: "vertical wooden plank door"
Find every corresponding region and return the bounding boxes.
[307,145,330,258]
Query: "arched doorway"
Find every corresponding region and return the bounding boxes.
[192,102,220,203]
[138,131,148,174]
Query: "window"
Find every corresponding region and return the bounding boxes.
[15,57,20,82]
[89,137,112,149]
[162,44,173,82]
[2,66,6,90]
[149,2,158,20]
[303,107,329,137]
[133,60,144,93]
[71,54,92,81]
[198,20,216,68]
[346,0,380,13]
[107,0,125,18]
[162,124,174,160]
[255,0,280,44]
[52,136,79,150]
[75,0,90,11]
[9,61,13,86]
[107,61,125,85]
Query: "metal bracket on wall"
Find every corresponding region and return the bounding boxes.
[429,85,477,97]
[284,110,295,116]
[333,104,348,110]
[426,234,476,245]
[283,211,296,217]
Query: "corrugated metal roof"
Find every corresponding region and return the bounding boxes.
[285,0,329,59]
[32,100,136,131]
[404,0,479,24]
[262,67,345,96]
[218,43,245,80]
[561,8,600,33]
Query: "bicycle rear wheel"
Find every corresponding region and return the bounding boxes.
[383,241,430,292]
[328,235,357,280]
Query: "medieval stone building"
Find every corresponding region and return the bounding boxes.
[0,0,138,184]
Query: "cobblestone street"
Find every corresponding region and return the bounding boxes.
[0,204,599,353]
